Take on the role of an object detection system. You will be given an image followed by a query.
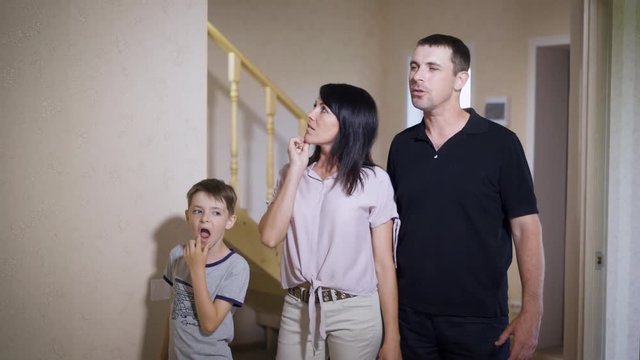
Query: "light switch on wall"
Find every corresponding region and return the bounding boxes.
[150,278,171,301]
[484,96,509,127]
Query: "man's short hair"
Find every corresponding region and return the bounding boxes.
[417,34,471,75]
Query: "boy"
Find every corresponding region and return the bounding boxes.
[160,179,250,359]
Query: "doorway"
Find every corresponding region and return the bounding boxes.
[529,39,570,353]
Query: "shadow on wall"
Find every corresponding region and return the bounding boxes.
[140,216,190,360]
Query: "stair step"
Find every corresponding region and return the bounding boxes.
[225,208,281,283]
[256,310,281,329]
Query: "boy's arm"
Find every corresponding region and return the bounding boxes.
[191,267,234,334]
[160,250,174,360]
[184,236,238,334]
[159,312,169,360]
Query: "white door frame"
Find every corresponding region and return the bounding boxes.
[565,0,611,358]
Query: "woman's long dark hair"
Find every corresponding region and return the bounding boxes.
[308,83,378,196]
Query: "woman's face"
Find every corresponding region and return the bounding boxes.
[304,98,340,148]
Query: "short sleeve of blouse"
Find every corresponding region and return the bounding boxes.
[368,167,399,228]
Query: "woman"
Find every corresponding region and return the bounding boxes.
[259,83,401,360]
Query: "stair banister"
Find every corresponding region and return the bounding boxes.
[208,22,307,200]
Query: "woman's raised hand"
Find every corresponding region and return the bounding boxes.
[288,137,309,174]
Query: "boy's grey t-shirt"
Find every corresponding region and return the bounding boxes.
[163,245,250,359]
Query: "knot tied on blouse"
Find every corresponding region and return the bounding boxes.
[274,164,400,353]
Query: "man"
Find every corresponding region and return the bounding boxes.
[387,34,544,360]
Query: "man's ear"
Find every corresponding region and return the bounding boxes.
[454,71,469,92]
[225,214,237,230]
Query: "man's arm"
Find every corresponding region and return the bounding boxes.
[495,213,544,360]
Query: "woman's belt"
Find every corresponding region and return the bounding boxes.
[287,286,356,303]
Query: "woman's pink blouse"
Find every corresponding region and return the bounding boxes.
[274,163,399,295]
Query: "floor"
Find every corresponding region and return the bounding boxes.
[232,344,565,360]
[533,345,564,360]
[231,343,276,360]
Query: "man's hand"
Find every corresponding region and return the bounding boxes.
[184,235,212,273]
[495,308,542,360]
[503,214,544,360]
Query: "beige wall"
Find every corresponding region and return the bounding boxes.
[0,1,206,359]
[378,0,571,161]
[209,0,569,170]
[208,0,570,314]
[0,0,577,357]
[208,0,385,219]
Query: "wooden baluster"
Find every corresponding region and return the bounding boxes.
[228,53,241,193]
[299,118,306,137]
[265,86,276,202]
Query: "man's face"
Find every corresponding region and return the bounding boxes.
[409,45,464,112]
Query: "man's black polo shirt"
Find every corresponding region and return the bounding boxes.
[387,108,538,318]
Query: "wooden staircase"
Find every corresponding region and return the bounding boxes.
[225,208,284,303]
[224,208,283,356]
[208,21,305,357]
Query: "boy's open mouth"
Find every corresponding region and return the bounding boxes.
[200,229,211,239]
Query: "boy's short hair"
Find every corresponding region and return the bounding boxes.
[186,179,237,215]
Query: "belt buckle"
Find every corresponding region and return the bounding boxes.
[322,289,351,302]
[302,288,311,303]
